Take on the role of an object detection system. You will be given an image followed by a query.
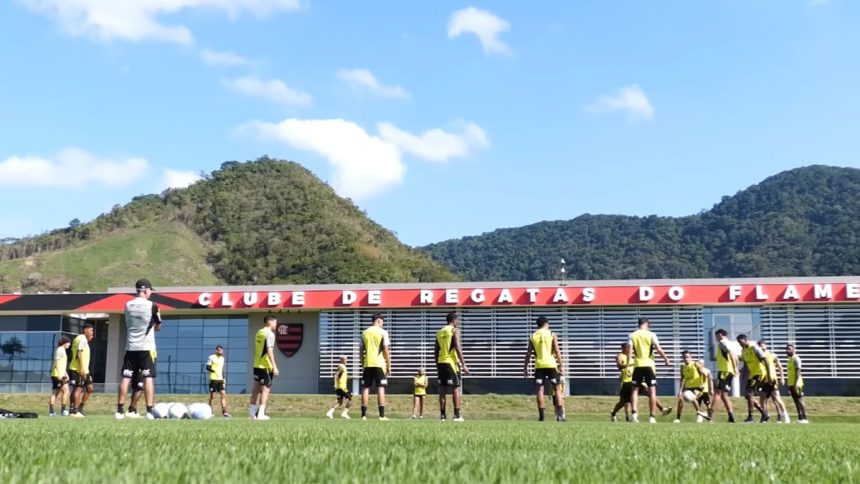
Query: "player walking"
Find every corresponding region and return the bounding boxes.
[708,329,738,423]
[207,345,231,418]
[628,318,671,423]
[49,336,71,417]
[326,356,352,419]
[360,313,391,421]
[116,279,162,420]
[436,312,469,422]
[737,334,767,423]
[610,343,633,422]
[786,344,809,423]
[250,315,279,420]
[523,316,565,422]
[69,323,94,418]
[757,340,789,423]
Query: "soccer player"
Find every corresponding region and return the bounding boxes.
[207,345,231,418]
[737,334,767,423]
[69,323,95,418]
[696,359,714,415]
[412,368,427,419]
[610,343,633,422]
[523,316,565,422]
[250,315,279,420]
[674,350,709,423]
[327,356,352,419]
[116,279,162,420]
[786,344,809,423]
[360,313,391,421]
[708,328,738,423]
[757,340,789,423]
[49,336,71,417]
[436,312,470,422]
[627,318,671,424]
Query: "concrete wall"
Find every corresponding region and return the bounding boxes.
[247,312,320,394]
[104,313,125,390]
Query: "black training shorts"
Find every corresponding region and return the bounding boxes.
[618,382,633,404]
[51,377,66,390]
[632,367,657,388]
[69,372,92,389]
[253,368,274,388]
[716,372,734,392]
[437,363,461,388]
[745,375,762,395]
[209,380,225,393]
[361,367,388,389]
[534,368,560,387]
[122,350,157,379]
[336,388,352,400]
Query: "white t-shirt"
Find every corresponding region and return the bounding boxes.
[124,297,161,351]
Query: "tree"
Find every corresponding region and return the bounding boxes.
[69,218,81,228]
[1,336,27,366]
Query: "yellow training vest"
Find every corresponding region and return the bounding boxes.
[336,363,348,391]
[208,354,224,381]
[68,335,89,374]
[788,356,803,387]
[716,340,736,375]
[254,327,274,370]
[414,375,427,396]
[763,351,778,381]
[682,362,703,389]
[618,353,633,383]
[742,346,765,378]
[436,325,459,372]
[362,326,388,370]
[630,329,656,369]
[530,328,558,369]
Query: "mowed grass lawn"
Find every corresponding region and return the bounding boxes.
[1,395,860,483]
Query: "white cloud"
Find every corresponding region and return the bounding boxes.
[336,69,410,100]
[222,76,312,107]
[201,48,250,66]
[160,169,201,190]
[0,148,148,188]
[238,119,404,200]
[588,85,655,122]
[17,0,302,44]
[447,7,511,55]
[378,122,489,162]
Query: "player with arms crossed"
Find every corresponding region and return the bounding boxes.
[250,315,279,420]
[412,368,427,419]
[326,355,352,419]
[49,336,71,417]
[116,279,162,420]
[786,344,809,423]
[207,345,231,418]
[708,329,739,423]
[360,313,391,421]
[674,350,710,423]
[627,318,671,423]
[69,324,95,418]
[523,316,566,422]
[610,343,634,422]
[436,312,470,422]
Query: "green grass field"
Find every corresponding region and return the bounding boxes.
[1,394,859,483]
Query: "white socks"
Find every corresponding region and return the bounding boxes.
[258,405,266,417]
[249,404,257,417]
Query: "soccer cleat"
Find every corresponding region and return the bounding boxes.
[70,412,85,418]
[222,412,232,418]
[340,412,350,419]
[611,415,617,423]
[743,416,754,423]
[126,412,143,419]
[256,414,271,421]
[760,415,770,424]
[649,416,657,424]
[326,409,335,419]
[48,412,56,417]
[419,416,423,419]
[661,407,673,417]
[630,414,640,423]
[696,411,711,421]
[61,410,69,417]
[411,415,417,420]
[114,412,125,420]
[783,416,791,424]
[674,419,681,424]
[361,416,367,421]
[379,417,389,421]
[557,415,566,423]
[799,419,809,424]
[453,417,465,423]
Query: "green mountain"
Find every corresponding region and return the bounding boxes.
[0,157,454,292]
[422,165,860,281]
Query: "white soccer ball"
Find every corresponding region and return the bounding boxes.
[152,402,172,419]
[683,390,697,403]
[167,403,188,419]
[187,403,213,420]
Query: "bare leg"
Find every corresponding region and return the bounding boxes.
[143,378,155,408]
[647,386,657,417]
[554,384,565,418]
[220,391,228,414]
[208,391,215,409]
[630,386,639,419]
[377,386,386,417]
[438,390,447,418]
[536,384,546,420]
[117,377,131,407]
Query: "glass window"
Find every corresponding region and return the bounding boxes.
[176,348,204,363]
[202,338,223,350]
[27,316,61,332]
[203,325,229,338]
[228,326,247,338]
[178,326,203,339]
[158,324,179,338]
[205,317,230,327]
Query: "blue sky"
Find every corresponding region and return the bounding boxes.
[0,1,858,246]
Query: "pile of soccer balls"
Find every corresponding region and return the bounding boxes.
[151,402,213,420]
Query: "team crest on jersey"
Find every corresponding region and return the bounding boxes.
[276,323,303,357]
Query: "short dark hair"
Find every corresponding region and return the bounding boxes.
[215,345,224,350]
[757,339,765,346]
[620,342,629,349]
[58,336,70,347]
[737,334,748,341]
[536,316,549,327]
[263,315,277,324]
[786,343,795,348]
[83,323,95,330]
[682,350,691,356]
[638,318,650,328]
[715,328,727,337]
[446,312,458,324]
[371,313,384,323]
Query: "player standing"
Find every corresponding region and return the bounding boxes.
[610,343,633,422]
[69,323,94,418]
[674,350,709,423]
[207,345,231,418]
[627,318,671,424]
[737,334,767,423]
[360,313,391,421]
[786,344,809,423]
[326,355,352,419]
[436,312,469,422]
[412,368,427,419]
[757,340,789,423]
[116,279,162,420]
[49,336,71,417]
[250,315,279,420]
[708,329,738,423]
[523,316,565,422]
